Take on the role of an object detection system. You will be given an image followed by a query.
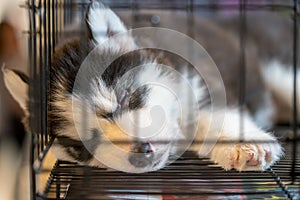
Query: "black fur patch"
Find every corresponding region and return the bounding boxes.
[50,38,93,94]
[48,105,72,135]
[128,85,150,110]
[56,128,100,162]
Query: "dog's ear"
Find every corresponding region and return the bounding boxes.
[86,0,136,51]
[2,66,29,115]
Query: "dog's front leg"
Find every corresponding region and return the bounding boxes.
[190,109,283,171]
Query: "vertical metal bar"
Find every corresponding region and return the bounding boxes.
[239,0,246,142]
[46,0,51,146]
[43,0,47,150]
[59,0,62,38]
[55,0,58,45]
[61,0,64,33]
[64,0,67,26]
[37,0,42,155]
[130,0,141,140]
[187,0,194,134]
[56,162,61,199]
[131,0,138,25]
[52,0,56,51]
[64,0,67,29]
[28,0,37,198]
[40,0,47,154]
[34,0,40,157]
[187,0,194,37]
[291,0,299,183]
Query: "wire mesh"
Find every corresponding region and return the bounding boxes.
[25,0,300,199]
[44,143,300,199]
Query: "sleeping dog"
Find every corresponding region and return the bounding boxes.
[3,1,288,173]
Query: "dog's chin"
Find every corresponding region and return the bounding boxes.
[137,149,171,172]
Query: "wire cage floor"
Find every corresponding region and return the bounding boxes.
[44,141,299,199]
[24,0,300,199]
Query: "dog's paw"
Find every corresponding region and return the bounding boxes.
[210,140,283,171]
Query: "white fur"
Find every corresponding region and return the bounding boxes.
[87,1,126,43]
[90,78,118,114]
[136,64,204,126]
[191,109,283,171]
[87,0,136,51]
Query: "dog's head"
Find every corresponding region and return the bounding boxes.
[3,1,199,173]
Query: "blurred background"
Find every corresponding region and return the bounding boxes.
[0,0,28,199]
[0,0,28,145]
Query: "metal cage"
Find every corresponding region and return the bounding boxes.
[26,0,299,199]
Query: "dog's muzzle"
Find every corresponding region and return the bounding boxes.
[128,142,154,168]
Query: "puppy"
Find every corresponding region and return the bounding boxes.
[3,1,286,173]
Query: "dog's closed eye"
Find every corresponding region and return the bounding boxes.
[96,110,114,120]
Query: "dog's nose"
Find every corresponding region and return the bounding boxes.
[128,142,154,168]
[132,142,154,154]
